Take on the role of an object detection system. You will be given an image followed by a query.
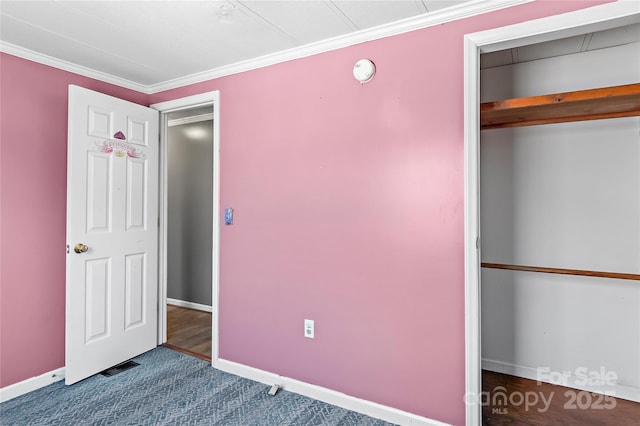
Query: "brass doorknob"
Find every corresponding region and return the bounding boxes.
[74,243,89,254]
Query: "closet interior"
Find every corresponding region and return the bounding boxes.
[481,81,640,282]
[479,22,639,422]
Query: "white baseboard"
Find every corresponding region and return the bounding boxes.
[482,358,640,403]
[0,367,65,403]
[215,358,450,426]
[167,298,212,313]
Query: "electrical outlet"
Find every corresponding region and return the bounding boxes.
[304,319,314,339]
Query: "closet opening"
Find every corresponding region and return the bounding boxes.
[163,105,215,361]
[477,24,639,425]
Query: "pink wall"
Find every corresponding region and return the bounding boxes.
[150,3,608,424]
[1,1,608,424]
[0,53,149,388]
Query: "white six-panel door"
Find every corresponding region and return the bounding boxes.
[66,85,159,384]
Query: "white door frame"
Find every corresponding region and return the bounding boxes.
[150,91,221,366]
[463,2,639,424]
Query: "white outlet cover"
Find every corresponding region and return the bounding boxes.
[304,319,314,339]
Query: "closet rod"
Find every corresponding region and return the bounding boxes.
[481,263,640,281]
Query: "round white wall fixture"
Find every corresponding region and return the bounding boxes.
[353,59,376,83]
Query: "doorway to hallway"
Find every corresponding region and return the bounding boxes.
[163,104,215,361]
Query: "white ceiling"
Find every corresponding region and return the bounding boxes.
[0,0,472,88]
[480,22,640,69]
[1,1,638,93]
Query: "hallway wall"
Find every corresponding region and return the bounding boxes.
[167,120,214,306]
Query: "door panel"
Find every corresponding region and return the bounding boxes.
[85,257,111,342]
[127,117,149,146]
[66,85,159,385]
[126,158,147,230]
[125,252,146,328]
[88,107,113,139]
[86,152,112,232]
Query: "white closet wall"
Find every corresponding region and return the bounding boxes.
[480,42,640,400]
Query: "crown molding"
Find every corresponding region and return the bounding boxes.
[0,41,148,94]
[1,0,531,95]
[147,0,531,94]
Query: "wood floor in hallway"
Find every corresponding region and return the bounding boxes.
[165,305,212,361]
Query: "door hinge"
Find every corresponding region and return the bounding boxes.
[66,244,70,254]
[476,237,480,250]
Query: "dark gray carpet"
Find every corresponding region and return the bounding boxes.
[0,347,395,425]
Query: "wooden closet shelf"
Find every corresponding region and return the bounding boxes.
[481,262,640,281]
[480,83,640,130]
